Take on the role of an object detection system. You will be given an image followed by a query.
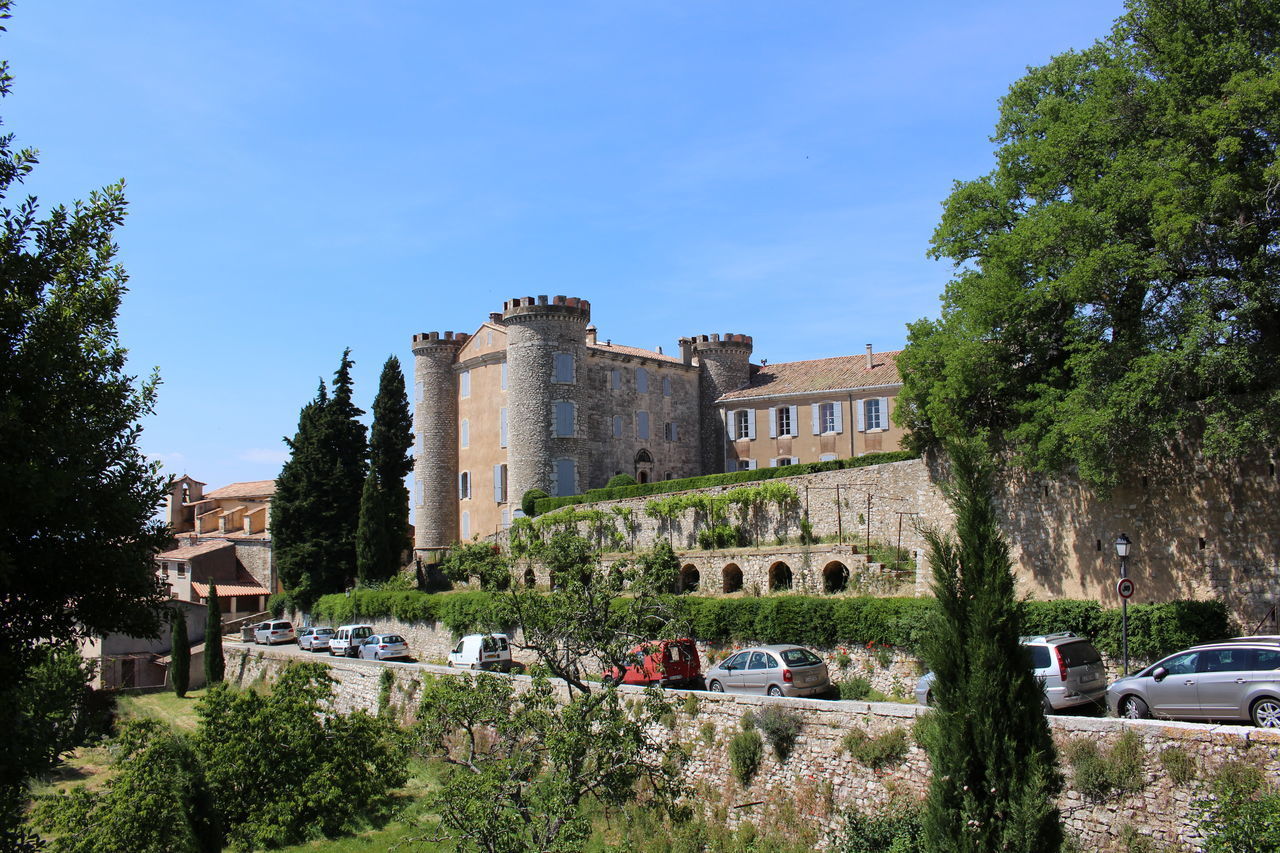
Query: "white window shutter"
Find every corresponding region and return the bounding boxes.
[768,458,776,468]
[811,404,820,435]
[747,411,756,440]
[768,407,777,438]
[748,459,758,470]
[493,464,503,503]
[458,472,465,499]
[788,405,798,437]
[550,464,558,496]
[881,397,890,428]
[500,408,508,447]
[834,402,844,434]
[857,400,867,432]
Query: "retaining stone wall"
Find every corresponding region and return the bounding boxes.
[225,646,1280,851]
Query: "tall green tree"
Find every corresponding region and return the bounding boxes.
[170,608,190,698]
[203,584,224,687]
[367,355,413,579]
[272,350,368,607]
[899,0,1280,487]
[355,472,390,584]
[0,1,170,839]
[920,441,1062,852]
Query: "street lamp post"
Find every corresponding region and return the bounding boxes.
[1115,533,1132,676]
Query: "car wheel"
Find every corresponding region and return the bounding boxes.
[767,686,783,697]
[1120,695,1150,720]
[709,680,724,693]
[924,690,934,707]
[1250,697,1280,728]
[1042,696,1054,714]
[649,680,662,688]
[469,663,477,671]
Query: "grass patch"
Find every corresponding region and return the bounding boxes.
[841,727,909,768]
[1063,730,1147,801]
[116,687,209,732]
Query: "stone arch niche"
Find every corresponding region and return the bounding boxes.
[769,561,793,592]
[634,448,654,484]
[722,563,743,593]
[823,561,850,594]
[679,564,700,593]
[523,567,536,588]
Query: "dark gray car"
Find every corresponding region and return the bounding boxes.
[1106,638,1280,727]
[705,645,829,697]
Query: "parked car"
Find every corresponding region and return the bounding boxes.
[357,633,411,661]
[915,632,1107,712]
[329,624,374,657]
[603,639,703,689]
[704,645,830,697]
[1106,638,1280,727]
[253,620,296,646]
[298,626,336,652]
[447,633,514,671]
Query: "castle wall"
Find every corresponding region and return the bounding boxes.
[456,325,510,541]
[412,331,466,552]
[689,334,753,475]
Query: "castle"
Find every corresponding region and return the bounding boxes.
[411,295,905,556]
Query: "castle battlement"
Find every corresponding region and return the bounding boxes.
[502,294,592,323]
[687,332,753,350]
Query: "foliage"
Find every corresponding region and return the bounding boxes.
[728,728,763,787]
[1022,598,1229,663]
[377,666,395,719]
[1062,731,1147,801]
[440,541,510,590]
[31,718,221,853]
[898,0,1280,487]
[755,705,802,761]
[360,354,413,583]
[838,676,873,701]
[1158,747,1195,786]
[603,802,817,853]
[520,488,549,518]
[194,662,407,850]
[841,727,909,769]
[170,608,190,698]
[921,441,1063,852]
[534,451,917,514]
[12,644,103,788]
[271,349,369,608]
[1199,761,1280,853]
[606,473,637,488]
[204,584,224,686]
[267,591,291,618]
[0,1,173,833]
[831,801,924,853]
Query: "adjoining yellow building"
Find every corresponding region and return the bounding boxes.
[410,295,905,557]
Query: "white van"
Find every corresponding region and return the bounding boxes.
[329,624,374,658]
[447,633,513,671]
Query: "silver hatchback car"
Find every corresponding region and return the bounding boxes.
[1106,637,1280,727]
[705,645,830,697]
[915,632,1107,712]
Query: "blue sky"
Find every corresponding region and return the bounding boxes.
[6,0,1126,490]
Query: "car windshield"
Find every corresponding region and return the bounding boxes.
[1057,642,1102,667]
[780,648,822,667]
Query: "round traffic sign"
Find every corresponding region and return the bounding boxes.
[1117,578,1135,599]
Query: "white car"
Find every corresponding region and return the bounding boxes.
[448,633,514,671]
[357,633,411,661]
[253,620,296,645]
[329,624,374,658]
[298,626,335,652]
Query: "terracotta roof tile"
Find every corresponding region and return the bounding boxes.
[192,581,269,598]
[587,341,683,365]
[717,351,902,402]
[157,540,235,561]
[204,480,276,500]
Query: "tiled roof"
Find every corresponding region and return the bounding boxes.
[157,540,235,561]
[587,341,683,365]
[717,351,902,402]
[192,582,269,598]
[205,480,276,500]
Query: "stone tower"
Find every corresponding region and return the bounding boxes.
[411,330,468,554]
[502,295,592,506]
[686,333,753,474]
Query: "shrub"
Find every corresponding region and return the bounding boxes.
[699,721,716,746]
[606,474,637,488]
[1063,731,1147,801]
[521,489,549,518]
[728,729,764,787]
[755,705,802,761]
[1159,746,1196,786]
[1200,761,1280,853]
[831,801,924,853]
[267,592,292,618]
[842,727,909,768]
[839,676,873,700]
[682,693,699,716]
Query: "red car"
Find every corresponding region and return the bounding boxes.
[603,639,703,689]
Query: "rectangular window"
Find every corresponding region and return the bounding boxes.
[553,353,575,383]
[460,370,471,398]
[501,361,508,390]
[553,458,576,497]
[176,562,186,577]
[734,410,751,440]
[554,401,575,437]
[611,368,621,390]
[612,415,623,438]
[458,471,471,500]
[863,398,883,430]
[460,418,469,449]
[461,511,470,539]
[664,422,678,441]
[636,411,649,439]
[820,402,837,433]
[415,379,425,401]
[819,453,838,462]
[738,459,756,471]
[493,463,507,503]
[499,407,508,447]
[636,367,649,393]
[501,509,511,529]
[663,376,671,397]
[776,406,791,437]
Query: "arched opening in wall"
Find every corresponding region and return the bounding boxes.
[634,449,653,485]
[679,564,700,593]
[638,471,649,484]
[523,567,536,588]
[769,562,792,592]
[722,564,743,593]
[549,570,563,591]
[822,561,850,594]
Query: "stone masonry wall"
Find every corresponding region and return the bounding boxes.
[225,645,1280,852]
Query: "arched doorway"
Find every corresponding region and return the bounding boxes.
[638,471,649,484]
[769,562,792,592]
[679,564,700,593]
[634,449,653,484]
[524,567,536,588]
[722,564,743,593]
[823,561,850,594]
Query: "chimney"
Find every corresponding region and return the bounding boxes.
[679,337,693,365]
[866,344,874,370]
[586,324,598,345]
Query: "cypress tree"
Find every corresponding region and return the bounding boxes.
[204,583,224,686]
[355,472,390,584]
[920,440,1062,852]
[324,349,369,587]
[366,355,413,581]
[170,608,190,698]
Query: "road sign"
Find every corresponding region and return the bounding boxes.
[1117,578,1135,599]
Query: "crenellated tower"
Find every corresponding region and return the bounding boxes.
[502,295,592,507]
[685,333,753,474]
[411,330,468,554]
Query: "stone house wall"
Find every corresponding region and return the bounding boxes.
[224,645,1280,852]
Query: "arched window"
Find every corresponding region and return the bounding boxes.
[458,471,470,499]
[769,562,792,591]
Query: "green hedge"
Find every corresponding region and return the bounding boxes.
[531,451,918,515]
[307,590,1229,661]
